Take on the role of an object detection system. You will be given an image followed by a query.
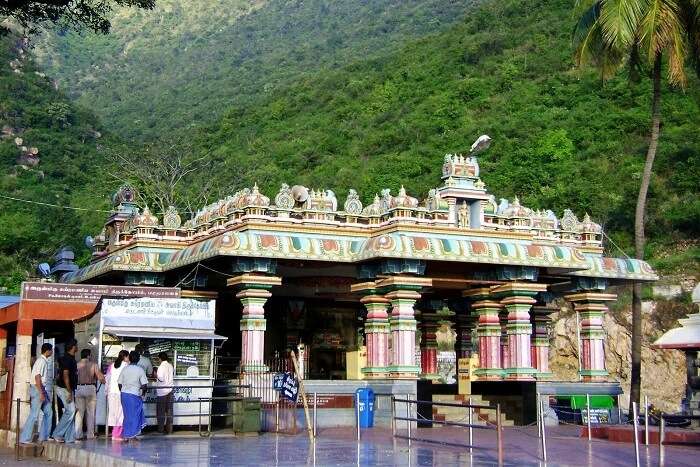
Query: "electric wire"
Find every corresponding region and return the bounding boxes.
[0,193,113,213]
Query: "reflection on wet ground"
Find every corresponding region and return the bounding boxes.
[65,425,699,466]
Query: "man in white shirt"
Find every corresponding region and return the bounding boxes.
[156,352,174,434]
[20,343,53,444]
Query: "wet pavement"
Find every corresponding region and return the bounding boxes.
[41,425,700,466]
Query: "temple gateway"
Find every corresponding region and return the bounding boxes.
[58,152,656,425]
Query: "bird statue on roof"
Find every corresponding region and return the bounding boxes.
[470,134,492,154]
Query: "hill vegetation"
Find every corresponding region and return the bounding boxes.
[33,0,474,140]
[0,35,111,292]
[0,0,698,294]
[189,0,699,271]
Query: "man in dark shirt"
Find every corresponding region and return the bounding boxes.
[52,339,78,443]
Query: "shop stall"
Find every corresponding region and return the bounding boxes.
[74,296,225,426]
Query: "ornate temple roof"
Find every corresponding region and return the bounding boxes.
[62,152,658,284]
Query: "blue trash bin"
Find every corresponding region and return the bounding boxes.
[356,388,375,428]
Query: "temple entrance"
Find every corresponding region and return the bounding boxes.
[266,297,362,380]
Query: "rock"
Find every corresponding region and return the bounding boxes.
[549,296,686,412]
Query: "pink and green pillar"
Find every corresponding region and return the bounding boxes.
[530,304,556,379]
[228,273,282,372]
[565,292,616,381]
[351,282,391,378]
[491,282,548,381]
[464,287,504,380]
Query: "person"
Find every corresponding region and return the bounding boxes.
[52,339,78,443]
[74,349,105,440]
[134,344,154,378]
[155,352,174,434]
[19,343,53,445]
[106,350,129,440]
[118,351,148,441]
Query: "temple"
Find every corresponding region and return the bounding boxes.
[50,151,657,423]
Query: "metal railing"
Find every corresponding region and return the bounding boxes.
[658,413,700,466]
[103,383,250,438]
[390,395,503,465]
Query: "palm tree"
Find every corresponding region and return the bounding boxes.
[573,0,700,414]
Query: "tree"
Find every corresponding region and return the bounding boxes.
[106,138,226,219]
[1,0,155,35]
[573,0,700,414]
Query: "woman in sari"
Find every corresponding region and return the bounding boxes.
[106,350,129,440]
[118,351,148,441]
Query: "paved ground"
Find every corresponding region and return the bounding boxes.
[32,425,700,466]
[0,446,72,466]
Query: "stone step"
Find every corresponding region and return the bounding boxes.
[430,394,514,426]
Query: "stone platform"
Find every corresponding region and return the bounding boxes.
[583,425,700,445]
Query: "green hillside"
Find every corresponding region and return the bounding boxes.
[2,0,698,294]
[33,0,474,140]
[0,35,112,292]
[190,0,699,270]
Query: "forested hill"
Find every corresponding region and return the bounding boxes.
[191,0,699,271]
[1,0,698,294]
[33,0,475,141]
[0,35,111,291]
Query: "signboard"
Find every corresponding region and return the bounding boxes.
[273,372,286,391]
[101,297,215,331]
[22,282,180,303]
[148,340,172,354]
[174,341,200,352]
[581,408,610,424]
[297,395,354,409]
[176,354,199,366]
[281,373,299,402]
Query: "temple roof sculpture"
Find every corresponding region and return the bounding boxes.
[62,148,657,284]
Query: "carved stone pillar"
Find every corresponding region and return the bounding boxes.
[565,292,616,381]
[455,311,476,359]
[492,282,547,381]
[464,288,503,380]
[500,310,510,371]
[379,276,431,379]
[531,305,556,379]
[228,274,281,371]
[352,282,391,378]
[418,312,440,379]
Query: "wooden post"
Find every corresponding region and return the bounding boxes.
[290,351,314,440]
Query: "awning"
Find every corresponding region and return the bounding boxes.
[103,328,227,341]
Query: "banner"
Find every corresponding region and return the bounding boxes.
[22,282,179,302]
[101,297,215,331]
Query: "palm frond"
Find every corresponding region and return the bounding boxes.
[679,0,700,76]
[639,0,687,85]
[574,1,627,78]
[599,0,647,48]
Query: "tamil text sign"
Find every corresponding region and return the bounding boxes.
[22,282,179,303]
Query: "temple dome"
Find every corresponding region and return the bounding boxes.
[240,184,270,208]
[501,196,532,218]
[362,194,384,216]
[580,213,602,233]
[390,186,418,209]
[133,205,159,227]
